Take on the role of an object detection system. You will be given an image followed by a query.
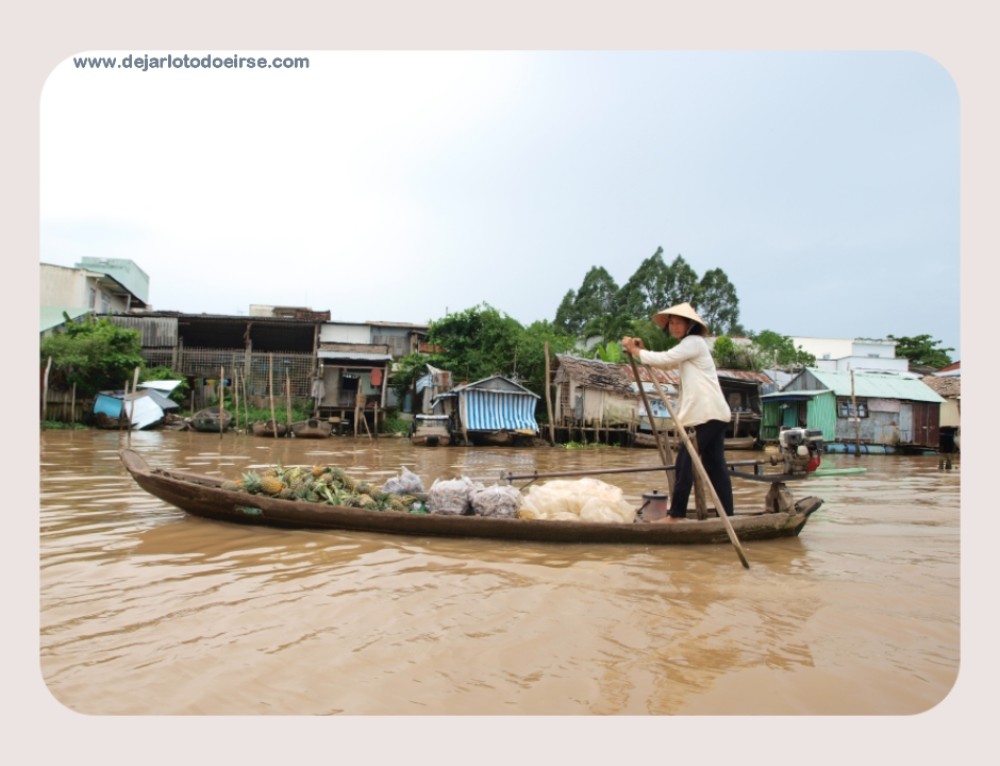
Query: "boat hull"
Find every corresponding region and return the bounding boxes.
[291,419,333,438]
[120,449,823,546]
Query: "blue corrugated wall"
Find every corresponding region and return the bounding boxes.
[463,390,538,431]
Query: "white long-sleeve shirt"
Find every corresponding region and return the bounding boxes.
[638,335,732,427]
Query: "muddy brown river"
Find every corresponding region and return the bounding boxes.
[34,426,962,722]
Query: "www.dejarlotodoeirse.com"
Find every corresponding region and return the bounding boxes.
[72,53,310,71]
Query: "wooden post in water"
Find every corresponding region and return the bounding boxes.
[128,367,140,446]
[268,354,278,438]
[851,369,861,455]
[219,366,225,440]
[232,368,240,433]
[544,342,555,445]
[42,356,52,421]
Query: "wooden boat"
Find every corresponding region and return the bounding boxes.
[290,418,333,439]
[119,448,824,546]
[189,407,232,433]
[410,414,452,447]
[251,420,288,438]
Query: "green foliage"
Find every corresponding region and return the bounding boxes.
[745,330,816,371]
[389,352,434,401]
[40,316,146,396]
[592,340,624,363]
[887,334,954,369]
[695,268,741,335]
[398,305,576,401]
[556,247,741,347]
[554,266,620,337]
[380,413,412,435]
[427,304,525,382]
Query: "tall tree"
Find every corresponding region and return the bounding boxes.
[750,330,816,371]
[616,246,673,319]
[695,268,740,335]
[887,334,954,369]
[553,289,579,335]
[665,255,700,308]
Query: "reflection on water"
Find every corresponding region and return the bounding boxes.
[39,429,959,715]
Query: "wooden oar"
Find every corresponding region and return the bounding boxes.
[501,458,763,484]
[628,356,675,493]
[641,362,750,569]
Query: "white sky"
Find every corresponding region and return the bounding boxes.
[40,50,960,356]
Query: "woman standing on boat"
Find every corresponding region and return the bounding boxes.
[621,302,734,523]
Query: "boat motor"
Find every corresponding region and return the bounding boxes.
[778,427,824,475]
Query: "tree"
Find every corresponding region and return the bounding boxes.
[555,266,621,338]
[553,289,580,335]
[749,330,816,371]
[616,246,673,319]
[695,268,740,336]
[888,334,954,369]
[40,316,146,397]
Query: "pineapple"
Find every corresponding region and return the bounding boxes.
[240,470,263,494]
[260,474,285,495]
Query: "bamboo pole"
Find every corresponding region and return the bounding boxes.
[128,367,140,446]
[219,366,225,440]
[268,354,278,438]
[241,366,250,430]
[544,342,555,445]
[851,369,861,455]
[232,368,241,433]
[502,458,762,483]
[42,356,52,421]
[285,371,292,431]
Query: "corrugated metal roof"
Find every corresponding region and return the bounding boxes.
[716,369,775,385]
[451,375,540,397]
[797,370,945,403]
[318,351,393,362]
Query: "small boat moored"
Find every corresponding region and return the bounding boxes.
[189,407,233,433]
[410,414,452,446]
[252,420,289,438]
[290,418,334,439]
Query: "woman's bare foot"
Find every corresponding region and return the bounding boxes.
[653,515,686,524]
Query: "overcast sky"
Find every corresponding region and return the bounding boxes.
[40,50,960,357]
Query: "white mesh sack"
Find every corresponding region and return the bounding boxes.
[517,478,636,523]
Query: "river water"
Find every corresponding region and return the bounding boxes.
[35,427,963,723]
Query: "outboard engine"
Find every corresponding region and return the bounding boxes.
[778,427,824,475]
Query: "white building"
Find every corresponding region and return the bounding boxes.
[789,336,909,374]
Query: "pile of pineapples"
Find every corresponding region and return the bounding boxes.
[221,464,425,513]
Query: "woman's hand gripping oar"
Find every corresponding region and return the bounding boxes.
[642,362,750,570]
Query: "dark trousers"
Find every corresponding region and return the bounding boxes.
[669,419,735,517]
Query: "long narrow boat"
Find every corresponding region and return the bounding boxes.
[119,449,823,546]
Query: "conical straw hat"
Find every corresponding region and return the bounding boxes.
[651,302,709,333]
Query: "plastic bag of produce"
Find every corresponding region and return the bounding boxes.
[517,478,636,523]
[470,485,522,518]
[381,466,426,495]
[427,476,483,515]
